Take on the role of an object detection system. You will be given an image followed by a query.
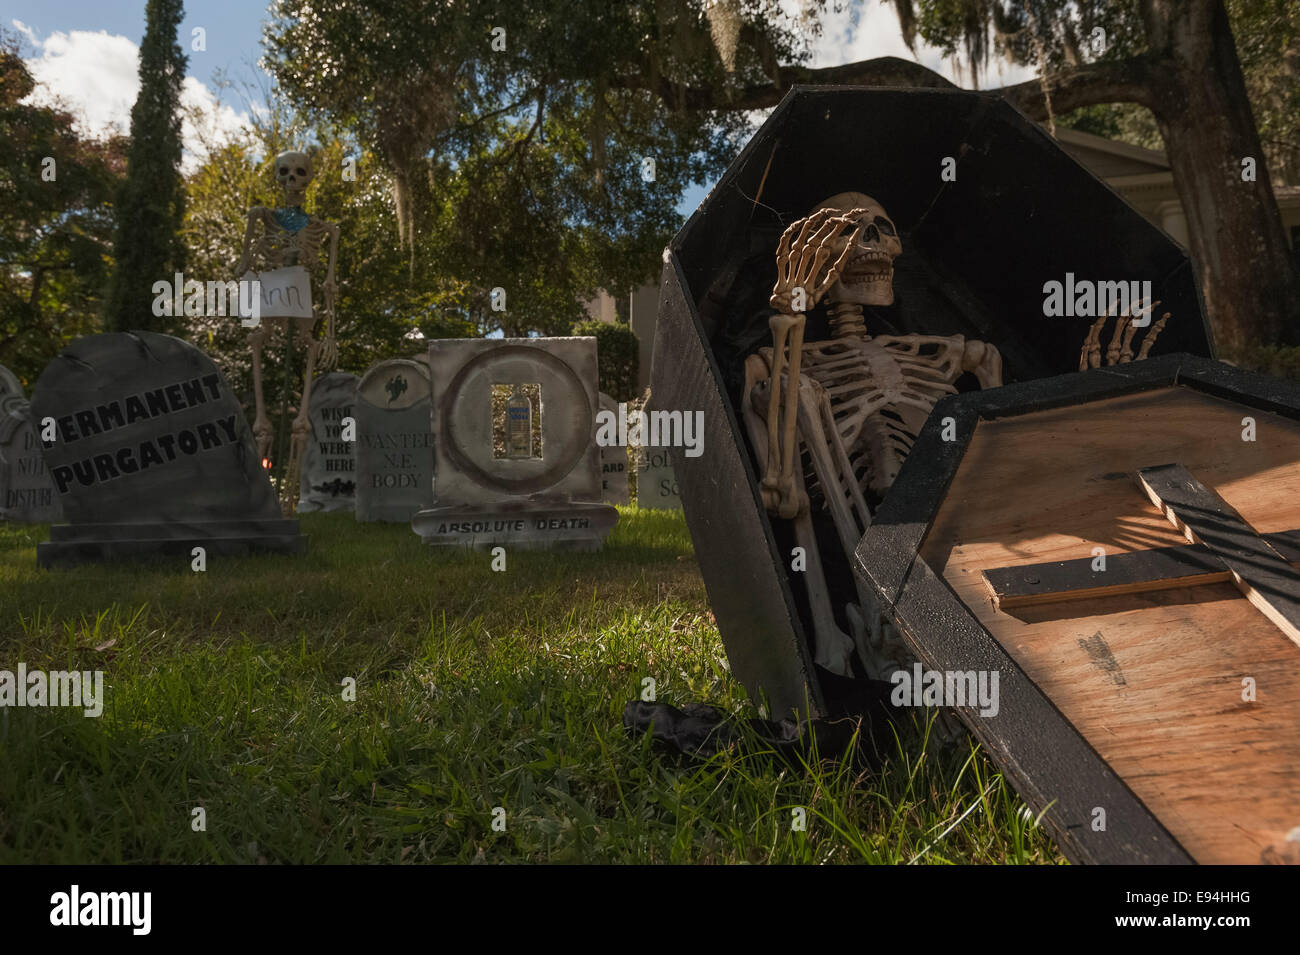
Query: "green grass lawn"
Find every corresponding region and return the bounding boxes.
[0,509,1063,864]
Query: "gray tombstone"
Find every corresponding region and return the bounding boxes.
[0,364,63,523]
[637,445,682,510]
[298,371,359,513]
[411,337,618,550]
[597,392,630,506]
[30,332,306,566]
[354,358,435,522]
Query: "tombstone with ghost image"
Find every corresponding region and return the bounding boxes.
[354,357,435,522]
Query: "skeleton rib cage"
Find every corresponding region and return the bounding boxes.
[246,208,334,275]
[758,333,969,554]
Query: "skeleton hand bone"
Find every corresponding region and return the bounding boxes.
[769,208,871,314]
[253,415,274,463]
[1079,298,1170,370]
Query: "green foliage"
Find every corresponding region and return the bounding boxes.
[1054,2,1300,176]
[103,0,188,334]
[259,1,806,335]
[892,0,1148,85]
[1058,102,1162,152]
[0,33,123,388]
[571,318,639,401]
[1219,343,1300,380]
[897,0,1298,183]
[1225,0,1300,185]
[181,116,478,464]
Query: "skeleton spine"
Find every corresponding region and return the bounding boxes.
[829,301,867,339]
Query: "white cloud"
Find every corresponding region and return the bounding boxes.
[11,19,38,44]
[21,28,140,138]
[16,22,251,172]
[181,76,252,166]
[796,0,1038,89]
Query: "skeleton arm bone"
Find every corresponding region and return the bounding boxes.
[763,313,806,518]
[961,339,1004,390]
[235,207,267,276]
[743,355,855,676]
[761,210,870,518]
[317,220,340,371]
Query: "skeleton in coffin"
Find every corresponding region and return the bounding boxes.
[235,150,341,508]
[743,193,1165,678]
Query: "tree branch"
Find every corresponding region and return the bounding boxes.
[611,56,957,112]
[997,56,1161,120]
[613,52,1162,123]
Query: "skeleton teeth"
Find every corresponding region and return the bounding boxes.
[846,250,890,268]
[843,268,893,285]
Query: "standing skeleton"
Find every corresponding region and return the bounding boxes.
[235,150,340,509]
[744,192,1166,678]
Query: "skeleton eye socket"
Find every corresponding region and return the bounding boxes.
[278,166,288,176]
[295,167,306,177]
[874,216,897,237]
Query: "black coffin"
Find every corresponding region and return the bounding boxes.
[652,85,1213,718]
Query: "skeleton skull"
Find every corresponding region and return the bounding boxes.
[816,192,901,307]
[275,150,314,205]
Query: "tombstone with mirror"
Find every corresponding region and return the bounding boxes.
[412,337,618,550]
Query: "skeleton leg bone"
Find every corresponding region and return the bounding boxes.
[792,498,856,676]
[249,322,273,463]
[283,316,320,514]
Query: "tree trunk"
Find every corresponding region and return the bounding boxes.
[1142,0,1300,350]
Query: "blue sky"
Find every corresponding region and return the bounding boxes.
[11,2,1034,215]
[10,0,273,89]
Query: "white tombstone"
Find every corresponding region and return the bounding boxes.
[635,393,683,510]
[298,371,359,513]
[637,445,682,510]
[597,392,630,506]
[0,364,63,523]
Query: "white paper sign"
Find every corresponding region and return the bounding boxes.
[239,266,313,321]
